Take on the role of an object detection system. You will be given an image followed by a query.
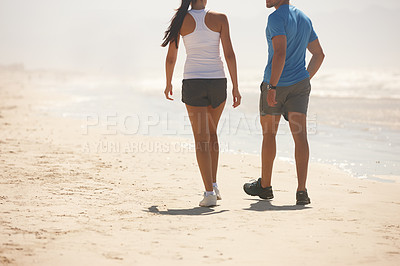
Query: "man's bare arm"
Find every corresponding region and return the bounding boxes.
[269,35,287,86]
[307,39,325,79]
[267,35,286,107]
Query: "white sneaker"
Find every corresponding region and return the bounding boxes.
[199,193,217,207]
[214,187,222,200]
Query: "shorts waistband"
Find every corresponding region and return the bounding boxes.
[261,77,310,89]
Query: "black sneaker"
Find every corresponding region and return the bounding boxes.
[296,190,311,205]
[243,178,274,200]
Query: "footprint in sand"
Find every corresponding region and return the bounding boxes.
[348,190,362,194]
[387,251,400,255]
[103,252,124,260]
[0,256,14,264]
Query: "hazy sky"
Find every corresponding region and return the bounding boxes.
[0,0,399,76]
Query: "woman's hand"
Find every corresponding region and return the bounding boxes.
[164,84,174,101]
[232,88,241,108]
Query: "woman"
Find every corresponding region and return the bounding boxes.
[162,0,241,207]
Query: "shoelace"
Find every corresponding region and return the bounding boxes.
[250,180,259,188]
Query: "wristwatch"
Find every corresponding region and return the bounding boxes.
[267,84,277,91]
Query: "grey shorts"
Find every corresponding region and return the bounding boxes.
[260,78,311,121]
[182,78,227,108]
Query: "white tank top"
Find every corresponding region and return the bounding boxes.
[182,9,226,80]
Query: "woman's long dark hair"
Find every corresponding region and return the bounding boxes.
[161,0,193,48]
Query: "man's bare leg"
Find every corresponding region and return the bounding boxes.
[288,112,309,191]
[260,114,281,188]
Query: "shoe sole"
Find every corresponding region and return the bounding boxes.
[243,185,273,200]
[296,200,311,205]
[199,203,217,207]
[259,195,274,200]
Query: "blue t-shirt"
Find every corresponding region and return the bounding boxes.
[263,5,318,86]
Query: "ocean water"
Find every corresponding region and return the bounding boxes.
[40,69,400,182]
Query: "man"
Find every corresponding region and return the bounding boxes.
[243,0,325,205]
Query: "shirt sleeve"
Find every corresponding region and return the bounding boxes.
[267,14,286,38]
[309,23,318,43]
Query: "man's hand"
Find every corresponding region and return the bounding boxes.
[232,88,241,108]
[267,89,277,107]
[164,84,173,101]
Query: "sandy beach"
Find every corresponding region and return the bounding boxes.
[1,68,400,265]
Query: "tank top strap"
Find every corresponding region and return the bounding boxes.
[188,9,209,31]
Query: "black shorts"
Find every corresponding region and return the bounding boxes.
[182,78,227,108]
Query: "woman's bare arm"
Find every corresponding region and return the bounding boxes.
[220,14,241,108]
[164,36,180,101]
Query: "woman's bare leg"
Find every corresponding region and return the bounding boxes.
[186,105,213,192]
[207,101,226,183]
[185,102,226,191]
